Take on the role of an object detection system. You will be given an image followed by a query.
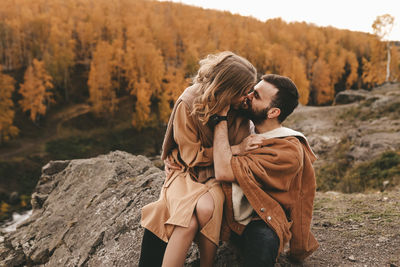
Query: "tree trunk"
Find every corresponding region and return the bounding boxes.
[386,43,391,82]
[64,68,69,102]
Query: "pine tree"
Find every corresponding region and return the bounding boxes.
[131,78,151,130]
[0,67,19,143]
[87,41,117,116]
[311,59,333,105]
[19,59,54,122]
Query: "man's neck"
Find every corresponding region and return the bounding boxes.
[254,119,281,134]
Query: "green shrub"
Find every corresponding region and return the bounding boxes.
[317,149,400,193]
[316,139,352,191]
[340,151,400,192]
[337,99,400,122]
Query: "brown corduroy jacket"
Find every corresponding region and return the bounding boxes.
[221,136,319,262]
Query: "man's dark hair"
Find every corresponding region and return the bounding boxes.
[262,74,299,123]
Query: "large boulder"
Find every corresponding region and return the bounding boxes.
[0,151,164,266]
[0,151,248,266]
[334,89,369,104]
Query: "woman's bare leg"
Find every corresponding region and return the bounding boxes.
[196,192,217,267]
[162,215,198,267]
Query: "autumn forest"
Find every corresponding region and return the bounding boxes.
[0,0,399,144]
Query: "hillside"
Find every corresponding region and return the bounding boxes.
[284,82,400,192]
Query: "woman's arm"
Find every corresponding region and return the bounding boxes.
[173,102,263,169]
[213,106,236,182]
[173,102,214,167]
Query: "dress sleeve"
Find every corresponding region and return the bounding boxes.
[173,102,213,167]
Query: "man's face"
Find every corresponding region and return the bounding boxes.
[243,80,279,123]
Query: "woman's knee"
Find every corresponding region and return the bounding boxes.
[195,192,215,226]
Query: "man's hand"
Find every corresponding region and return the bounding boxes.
[235,134,264,155]
[164,157,181,177]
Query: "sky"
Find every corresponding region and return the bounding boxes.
[159,0,400,41]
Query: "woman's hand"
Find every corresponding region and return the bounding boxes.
[236,134,265,155]
[219,105,230,116]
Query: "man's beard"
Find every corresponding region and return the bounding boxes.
[239,102,269,124]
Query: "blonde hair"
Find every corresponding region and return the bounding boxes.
[192,51,257,124]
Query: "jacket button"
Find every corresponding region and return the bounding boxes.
[267,216,272,221]
[260,208,265,212]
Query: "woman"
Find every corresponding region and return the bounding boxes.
[140,51,257,267]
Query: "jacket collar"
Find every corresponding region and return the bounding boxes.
[258,126,317,160]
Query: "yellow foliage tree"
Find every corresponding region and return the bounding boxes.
[133,38,165,93]
[0,67,19,143]
[362,39,386,88]
[87,41,117,116]
[1,201,10,214]
[325,43,346,87]
[281,56,310,105]
[43,17,75,100]
[124,37,165,127]
[159,67,187,123]
[263,45,310,105]
[0,0,398,133]
[344,51,359,89]
[311,59,333,105]
[131,78,151,130]
[19,59,54,122]
[389,46,400,81]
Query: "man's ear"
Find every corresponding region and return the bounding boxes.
[267,107,281,119]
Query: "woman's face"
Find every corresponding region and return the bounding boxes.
[230,87,254,110]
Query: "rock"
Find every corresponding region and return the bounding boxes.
[8,192,19,205]
[334,89,369,104]
[0,235,25,267]
[378,236,389,243]
[0,151,162,266]
[41,160,70,175]
[383,181,390,188]
[348,132,400,162]
[0,151,243,266]
[348,255,356,262]
[30,192,48,210]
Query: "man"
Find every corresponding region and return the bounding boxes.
[213,74,319,266]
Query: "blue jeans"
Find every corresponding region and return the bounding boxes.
[231,220,280,267]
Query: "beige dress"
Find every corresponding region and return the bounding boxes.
[141,85,250,246]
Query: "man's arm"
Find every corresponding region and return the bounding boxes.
[165,134,263,177]
[213,106,236,182]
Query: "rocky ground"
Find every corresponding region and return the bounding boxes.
[286,82,400,169]
[0,151,399,266]
[278,190,400,266]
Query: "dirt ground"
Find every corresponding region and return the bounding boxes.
[277,188,400,267]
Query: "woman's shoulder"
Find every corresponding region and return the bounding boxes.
[179,84,201,106]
